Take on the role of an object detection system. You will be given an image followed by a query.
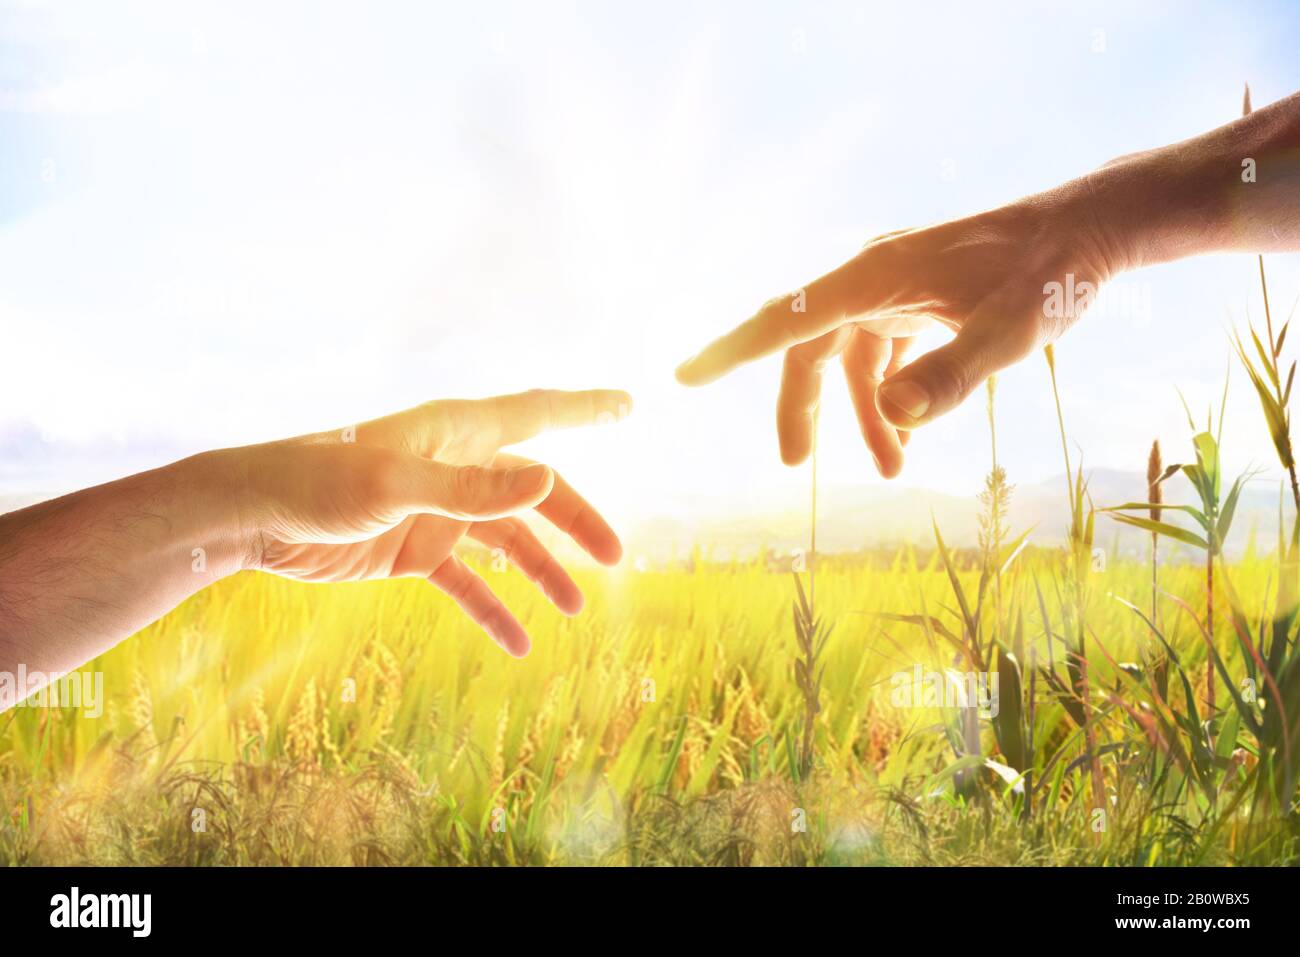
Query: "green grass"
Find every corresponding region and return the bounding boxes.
[1,544,1295,866]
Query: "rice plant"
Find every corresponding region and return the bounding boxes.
[1043,344,1107,829]
[6,249,1300,864]
[1105,384,1247,713]
[791,406,828,782]
[1147,440,1164,623]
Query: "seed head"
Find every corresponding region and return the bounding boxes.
[1147,440,1163,524]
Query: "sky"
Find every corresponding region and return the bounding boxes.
[3,0,1300,538]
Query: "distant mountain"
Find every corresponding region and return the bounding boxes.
[624,468,1287,561]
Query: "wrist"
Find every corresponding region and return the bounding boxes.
[1104,157,1224,270]
[0,450,251,665]
[1072,110,1289,272]
[174,449,261,575]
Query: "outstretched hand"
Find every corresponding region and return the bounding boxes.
[0,387,631,694]
[235,389,631,656]
[676,89,1300,477]
[675,189,1116,477]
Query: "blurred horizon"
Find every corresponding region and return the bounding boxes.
[4,0,1300,540]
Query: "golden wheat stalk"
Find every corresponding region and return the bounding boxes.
[1147,440,1162,623]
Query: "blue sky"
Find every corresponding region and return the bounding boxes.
[3,0,1300,533]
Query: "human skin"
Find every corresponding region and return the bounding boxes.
[0,389,630,709]
[676,89,1300,478]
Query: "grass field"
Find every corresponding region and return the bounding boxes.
[6,264,1300,867]
[2,540,1297,866]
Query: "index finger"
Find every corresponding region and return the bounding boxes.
[475,388,632,447]
[674,259,864,386]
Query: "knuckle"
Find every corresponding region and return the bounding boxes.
[428,398,468,433]
[449,571,475,602]
[452,466,488,506]
[862,226,914,250]
[926,350,977,402]
[786,340,827,373]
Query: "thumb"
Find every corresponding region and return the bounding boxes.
[383,456,554,521]
[427,461,554,520]
[877,304,1034,430]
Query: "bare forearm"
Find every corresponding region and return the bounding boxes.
[1092,89,1300,270]
[0,451,246,700]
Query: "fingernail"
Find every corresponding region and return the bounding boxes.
[509,463,551,494]
[879,380,931,421]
